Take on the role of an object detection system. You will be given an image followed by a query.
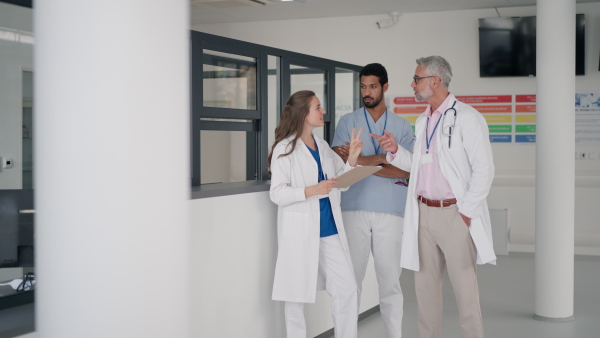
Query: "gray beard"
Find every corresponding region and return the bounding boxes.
[415,91,431,102]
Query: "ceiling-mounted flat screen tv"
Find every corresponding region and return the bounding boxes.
[479,14,585,77]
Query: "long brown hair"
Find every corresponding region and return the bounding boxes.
[267,90,315,174]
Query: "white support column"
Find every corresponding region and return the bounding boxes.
[534,0,575,322]
[34,1,191,337]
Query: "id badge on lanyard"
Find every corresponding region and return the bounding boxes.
[421,153,433,164]
[422,114,441,165]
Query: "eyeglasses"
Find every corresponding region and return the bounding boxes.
[412,75,435,84]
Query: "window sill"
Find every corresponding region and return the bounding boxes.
[191,181,270,199]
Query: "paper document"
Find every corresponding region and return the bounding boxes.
[333,166,382,189]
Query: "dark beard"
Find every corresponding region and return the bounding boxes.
[363,96,382,108]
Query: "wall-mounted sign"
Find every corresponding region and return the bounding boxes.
[390,93,599,145]
[575,93,600,145]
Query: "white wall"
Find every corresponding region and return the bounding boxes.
[0,2,33,189]
[190,191,380,337]
[34,0,192,336]
[193,3,600,255]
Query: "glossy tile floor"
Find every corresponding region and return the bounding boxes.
[327,253,600,338]
[5,254,598,338]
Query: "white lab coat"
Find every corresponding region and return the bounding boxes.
[270,134,356,303]
[390,94,497,271]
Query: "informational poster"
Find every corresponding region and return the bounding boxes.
[392,93,600,144]
[392,96,427,133]
[514,94,536,143]
[575,93,600,146]
[392,94,518,143]
[460,95,515,143]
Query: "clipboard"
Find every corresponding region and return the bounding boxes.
[333,166,382,189]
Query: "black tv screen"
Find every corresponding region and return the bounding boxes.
[479,14,585,77]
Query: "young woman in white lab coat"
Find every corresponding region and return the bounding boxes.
[268,90,363,338]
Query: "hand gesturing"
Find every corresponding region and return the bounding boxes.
[347,127,363,167]
[370,130,398,154]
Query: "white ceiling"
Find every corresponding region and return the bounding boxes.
[191,0,599,25]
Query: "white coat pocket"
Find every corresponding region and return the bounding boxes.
[282,211,311,240]
[446,126,463,151]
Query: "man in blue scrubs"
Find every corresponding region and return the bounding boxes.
[332,63,414,338]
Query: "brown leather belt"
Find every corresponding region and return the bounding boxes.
[418,196,457,208]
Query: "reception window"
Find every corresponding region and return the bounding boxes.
[191,32,362,194]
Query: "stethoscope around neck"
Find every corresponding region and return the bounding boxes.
[441,101,458,134]
[441,101,458,148]
[427,100,458,151]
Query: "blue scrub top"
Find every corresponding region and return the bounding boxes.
[332,108,415,217]
[305,142,338,237]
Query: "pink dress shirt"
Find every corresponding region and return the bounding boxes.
[414,95,455,200]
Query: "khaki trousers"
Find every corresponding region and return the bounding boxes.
[415,202,483,338]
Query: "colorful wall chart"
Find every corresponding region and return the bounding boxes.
[391,94,526,143]
[514,95,536,143]
[391,93,600,144]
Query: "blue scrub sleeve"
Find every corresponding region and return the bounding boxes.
[398,121,415,153]
[332,115,351,148]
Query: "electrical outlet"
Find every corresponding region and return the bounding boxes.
[1,157,14,169]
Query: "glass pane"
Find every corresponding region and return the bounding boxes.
[335,68,358,127]
[22,70,33,189]
[290,65,325,139]
[267,55,280,153]
[201,130,255,184]
[203,50,257,110]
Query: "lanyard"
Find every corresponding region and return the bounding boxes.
[425,113,442,154]
[363,107,387,155]
[305,139,325,181]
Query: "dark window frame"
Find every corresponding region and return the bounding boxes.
[0,0,32,8]
[191,31,362,198]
